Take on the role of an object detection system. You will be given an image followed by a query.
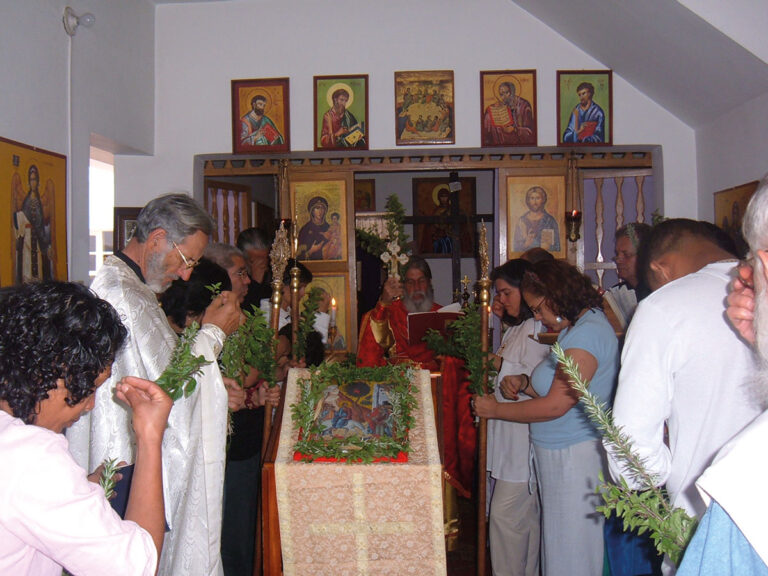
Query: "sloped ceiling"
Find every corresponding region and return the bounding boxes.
[151,0,768,129]
[510,0,768,128]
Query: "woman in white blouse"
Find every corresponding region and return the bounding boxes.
[486,259,550,576]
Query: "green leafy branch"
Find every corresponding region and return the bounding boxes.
[99,457,120,500]
[156,323,211,401]
[295,287,323,359]
[552,342,696,566]
[291,363,417,463]
[423,304,497,396]
[220,305,277,388]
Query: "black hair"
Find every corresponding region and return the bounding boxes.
[277,323,324,367]
[304,331,325,367]
[282,259,313,285]
[0,282,127,424]
[637,218,738,287]
[236,227,270,252]
[490,259,533,326]
[160,258,231,330]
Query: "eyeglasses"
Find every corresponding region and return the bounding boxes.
[529,298,546,315]
[233,268,249,279]
[172,241,200,270]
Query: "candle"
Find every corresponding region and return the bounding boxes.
[330,297,337,326]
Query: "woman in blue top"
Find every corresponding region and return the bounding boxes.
[474,260,619,576]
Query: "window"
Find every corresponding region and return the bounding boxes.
[89,147,114,277]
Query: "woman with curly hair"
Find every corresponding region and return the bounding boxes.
[0,281,172,576]
[474,259,619,576]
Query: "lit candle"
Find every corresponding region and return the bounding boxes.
[330,297,337,326]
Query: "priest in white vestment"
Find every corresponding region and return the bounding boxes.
[67,194,242,576]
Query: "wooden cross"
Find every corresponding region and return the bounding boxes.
[404,173,493,294]
[308,472,416,575]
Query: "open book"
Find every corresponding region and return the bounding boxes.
[407,302,463,346]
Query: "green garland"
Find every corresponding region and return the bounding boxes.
[155,323,211,401]
[291,363,417,463]
[553,342,696,566]
[423,303,497,395]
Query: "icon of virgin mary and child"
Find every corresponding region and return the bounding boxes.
[297,195,343,261]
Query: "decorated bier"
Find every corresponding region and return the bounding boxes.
[274,365,446,575]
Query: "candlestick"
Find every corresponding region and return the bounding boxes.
[330,297,337,327]
[565,210,582,242]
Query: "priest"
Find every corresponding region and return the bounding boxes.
[357,256,441,371]
[67,194,241,576]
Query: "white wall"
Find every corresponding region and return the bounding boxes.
[116,0,697,221]
[3,0,706,284]
[678,0,768,64]
[696,91,768,221]
[0,0,155,283]
[1,0,69,160]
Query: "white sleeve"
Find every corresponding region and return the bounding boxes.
[313,311,330,344]
[606,299,673,489]
[3,433,156,576]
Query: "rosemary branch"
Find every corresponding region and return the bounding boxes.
[99,457,120,500]
[552,342,696,566]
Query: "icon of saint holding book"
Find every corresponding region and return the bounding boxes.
[320,83,365,149]
[562,81,605,143]
[240,93,284,147]
[482,79,535,146]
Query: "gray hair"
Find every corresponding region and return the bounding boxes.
[236,227,270,252]
[405,255,432,281]
[134,194,215,244]
[742,175,768,256]
[204,242,244,270]
[741,174,768,402]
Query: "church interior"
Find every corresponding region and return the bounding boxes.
[3,0,768,575]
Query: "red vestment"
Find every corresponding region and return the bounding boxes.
[356,300,441,372]
[357,300,476,496]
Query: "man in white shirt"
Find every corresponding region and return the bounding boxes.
[609,219,761,522]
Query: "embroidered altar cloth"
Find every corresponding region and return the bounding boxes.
[275,368,446,576]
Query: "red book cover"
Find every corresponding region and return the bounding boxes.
[261,122,279,142]
[578,121,598,140]
[407,310,463,346]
